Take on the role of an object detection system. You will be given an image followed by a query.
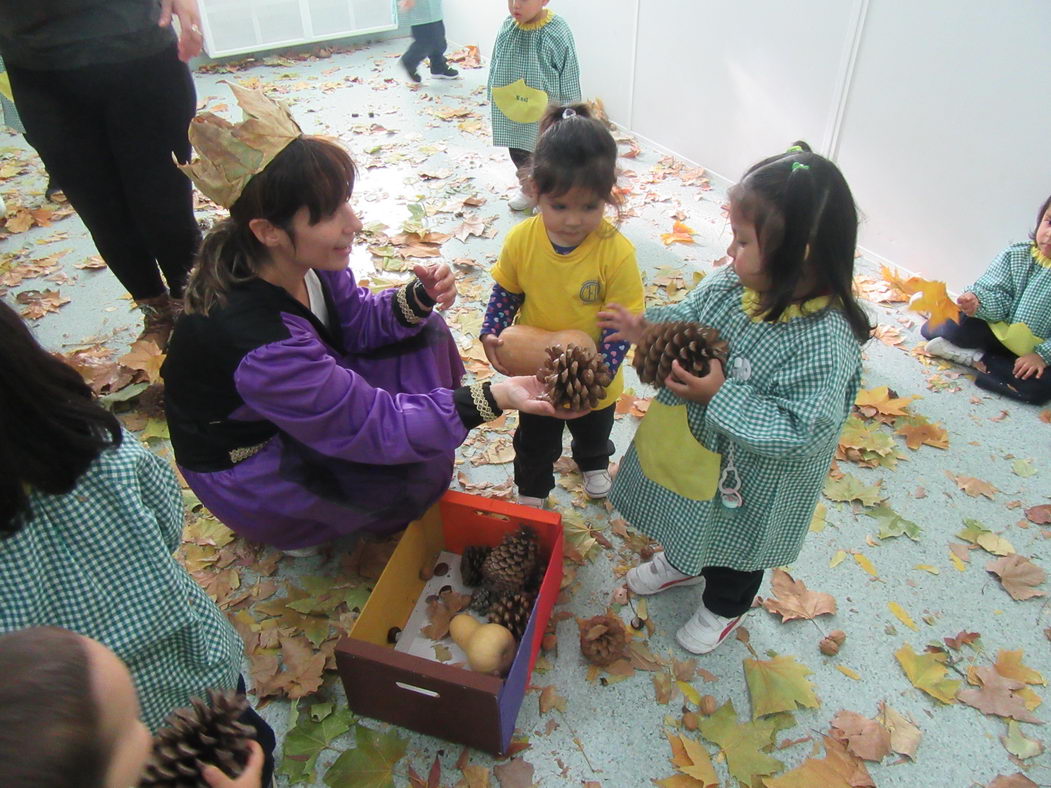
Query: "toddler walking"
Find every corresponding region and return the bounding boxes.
[482,103,644,505]
[488,0,580,211]
[600,143,869,654]
[398,0,459,83]
[922,194,1051,405]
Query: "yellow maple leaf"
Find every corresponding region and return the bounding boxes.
[661,221,697,245]
[908,279,960,329]
[896,421,949,450]
[880,265,924,299]
[994,650,1046,686]
[120,339,166,384]
[743,655,820,718]
[894,644,960,704]
[765,736,874,788]
[855,385,916,417]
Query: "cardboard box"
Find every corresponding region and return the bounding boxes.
[336,491,563,754]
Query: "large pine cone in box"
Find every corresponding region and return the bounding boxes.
[139,690,254,788]
[578,614,627,667]
[460,545,491,587]
[537,344,613,410]
[633,321,728,387]
[482,525,539,593]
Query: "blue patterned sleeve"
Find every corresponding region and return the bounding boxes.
[481,283,525,337]
[599,327,629,376]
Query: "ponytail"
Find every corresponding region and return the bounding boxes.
[182,219,265,315]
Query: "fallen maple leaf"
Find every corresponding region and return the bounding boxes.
[993,650,1046,686]
[866,505,922,541]
[492,757,534,788]
[895,420,949,450]
[660,221,697,245]
[696,701,784,785]
[759,569,837,622]
[909,279,959,329]
[894,644,960,704]
[120,339,166,384]
[823,473,884,507]
[946,472,998,499]
[764,735,874,788]
[829,710,891,762]
[987,774,1039,788]
[743,655,820,718]
[15,288,70,320]
[663,732,718,786]
[876,702,922,760]
[538,685,566,714]
[958,665,1042,723]
[943,631,981,651]
[986,554,1047,601]
[1001,720,1044,761]
[854,385,915,417]
[1024,504,1051,525]
[324,725,407,787]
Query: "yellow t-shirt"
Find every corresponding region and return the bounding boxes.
[491,215,645,409]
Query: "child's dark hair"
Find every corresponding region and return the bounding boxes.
[0,628,106,788]
[729,141,872,343]
[1030,193,1051,242]
[184,135,356,315]
[531,103,618,207]
[0,301,122,534]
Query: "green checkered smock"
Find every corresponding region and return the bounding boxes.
[487,11,581,151]
[611,267,863,573]
[402,0,442,26]
[968,242,1051,362]
[0,430,241,731]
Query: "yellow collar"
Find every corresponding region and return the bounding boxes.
[516,9,554,30]
[1032,244,1051,269]
[741,288,832,322]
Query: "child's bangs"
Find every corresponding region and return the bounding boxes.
[297,136,356,223]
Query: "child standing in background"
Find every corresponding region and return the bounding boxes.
[600,143,868,655]
[488,0,580,211]
[922,194,1051,405]
[398,0,459,83]
[482,104,644,505]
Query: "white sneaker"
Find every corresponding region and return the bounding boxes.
[676,605,746,655]
[582,469,612,498]
[925,337,982,368]
[517,495,546,509]
[508,189,536,211]
[283,545,320,558]
[0,194,5,215]
[626,552,705,596]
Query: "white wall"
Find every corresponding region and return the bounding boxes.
[442,1,1051,290]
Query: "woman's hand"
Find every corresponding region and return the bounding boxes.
[481,334,511,375]
[597,303,646,345]
[491,377,590,419]
[159,0,204,62]
[414,263,457,310]
[664,359,725,404]
[201,740,264,788]
[1013,352,1046,380]
[956,291,979,317]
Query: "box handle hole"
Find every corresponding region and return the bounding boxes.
[395,681,440,698]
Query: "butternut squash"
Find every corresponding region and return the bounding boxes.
[492,325,597,376]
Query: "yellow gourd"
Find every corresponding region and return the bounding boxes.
[449,614,516,675]
[493,325,597,376]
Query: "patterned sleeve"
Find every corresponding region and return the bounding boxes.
[1033,338,1051,364]
[481,284,524,337]
[556,29,581,104]
[134,438,185,553]
[598,328,629,375]
[970,246,1016,324]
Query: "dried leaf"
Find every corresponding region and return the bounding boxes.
[697,700,785,785]
[323,725,406,788]
[764,735,874,788]
[1024,504,1051,525]
[887,602,918,631]
[854,386,916,417]
[947,472,998,499]
[538,685,566,714]
[829,710,891,762]
[823,474,884,507]
[876,702,922,760]
[759,569,837,621]
[986,555,1047,600]
[895,420,949,450]
[958,665,1042,722]
[1000,720,1044,760]
[993,650,1046,686]
[894,644,960,704]
[743,655,820,718]
[866,506,922,541]
[909,279,959,329]
[492,757,534,788]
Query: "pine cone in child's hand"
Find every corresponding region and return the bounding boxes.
[536,344,613,410]
[633,321,729,387]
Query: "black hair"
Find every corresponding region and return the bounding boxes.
[184,135,356,314]
[728,141,872,343]
[530,103,619,208]
[1030,193,1051,243]
[0,628,106,788]
[0,301,123,533]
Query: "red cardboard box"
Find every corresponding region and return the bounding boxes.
[336,491,563,754]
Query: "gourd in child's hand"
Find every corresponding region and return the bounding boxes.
[493,325,596,376]
[450,613,516,675]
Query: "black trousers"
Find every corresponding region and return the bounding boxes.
[236,675,276,785]
[922,314,1051,405]
[403,20,448,73]
[513,405,615,498]
[699,566,764,618]
[6,43,200,300]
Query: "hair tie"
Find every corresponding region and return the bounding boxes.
[791,161,810,172]
[786,145,804,153]
[562,107,577,120]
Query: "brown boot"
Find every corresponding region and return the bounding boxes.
[136,294,176,351]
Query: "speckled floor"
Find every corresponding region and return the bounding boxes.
[1,36,1048,788]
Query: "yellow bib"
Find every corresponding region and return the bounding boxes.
[0,73,13,103]
[634,400,721,501]
[988,321,1044,357]
[492,79,549,124]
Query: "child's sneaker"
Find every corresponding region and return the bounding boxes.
[583,469,612,498]
[431,66,460,79]
[676,605,746,654]
[508,189,536,211]
[399,57,421,83]
[518,495,546,509]
[925,337,982,368]
[626,552,705,595]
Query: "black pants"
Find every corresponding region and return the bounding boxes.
[236,675,276,785]
[513,405,615,498]
[922,314,1051,405]
[663,555,763,618]
[6,43,200,300]
[403,20,448,73]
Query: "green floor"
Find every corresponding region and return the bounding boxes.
[1,36,1048,788]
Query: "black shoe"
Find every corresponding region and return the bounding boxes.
[45,177,65,203]
[399,57,421,83]
[431,66,459,80]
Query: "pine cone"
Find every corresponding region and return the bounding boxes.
[488,590,535,641]
[139,690,254,788]
[482,525,539,593]
[536,344,612,410]
[633,321,729,387]
[460,545,491,587]
[578,614,627,667]
[470,586,495,615]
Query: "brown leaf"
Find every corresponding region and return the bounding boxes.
[1024,504,1051,525]
[876,702,922,760]
[538,685,567,714]
[672,658,698,682]
[653,671,674,704]
[987,774,1038,788]
[943,631,981,650]
[958,665,1042,722]
[120,340,166,384]
[493,757,534,788]
[421,599,455,640]
[946,472,998,499]
[15,288,70,320]
[986,555,1047,601]
[759,569,837,622]
[829,710,892,762]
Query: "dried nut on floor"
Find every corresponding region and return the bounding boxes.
[819,630,847,656]
[699,695,718,715]
[682,710,700,731]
